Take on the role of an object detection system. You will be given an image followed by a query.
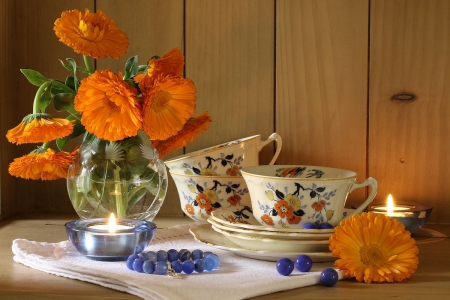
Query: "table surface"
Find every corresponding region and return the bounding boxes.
[0,213,449,300]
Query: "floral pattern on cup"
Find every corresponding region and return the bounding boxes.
[220,206,254,225]
[171,174,250,222]
[182,153,244,176]
[256,182,337,228]
[275,166,324,179]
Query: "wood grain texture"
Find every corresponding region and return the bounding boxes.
[184,0,276,164]
[276,0,369,207]
[369,0,450,223]
[7,1,94,217]
[96,0,185,216]
[0,0,17,219]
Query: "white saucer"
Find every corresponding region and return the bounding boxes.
[210,205,336,233]
[189,223,336,262]
[207,217,333,240]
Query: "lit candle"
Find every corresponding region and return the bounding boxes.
[373,194,412,216]
[88,213,133,232]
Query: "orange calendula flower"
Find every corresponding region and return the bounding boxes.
[329,212,419,283]
[135,48,185,91]
[141,76,196,141]
[9,147,78,180]
[75,69,142,141]
[54,9,128,59]
[152,112,212,158]
[6,113,74,145]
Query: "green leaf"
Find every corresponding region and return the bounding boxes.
[64,76,80,92]
[39,82,53,112]
[21,69,49,86]
[52,93,77,114]
[66,58,79,90]
[124,55,139,80]
[59,59,89,73]
[56,116,85,150]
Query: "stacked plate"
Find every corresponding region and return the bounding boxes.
[189,205,340,262]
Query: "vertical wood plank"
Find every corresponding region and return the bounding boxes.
[10,0,94,215]
[96,0,185,216]
[185,0,275,162]
[0,0,17,219]
[276,0,369,207]
[370,0,450,223]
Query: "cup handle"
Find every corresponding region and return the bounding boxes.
[343,177,378,220]
[259,133,282,165]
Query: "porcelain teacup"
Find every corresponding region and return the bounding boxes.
[169,170,251,222]
[164,133,282,176]
[241,165,378,229]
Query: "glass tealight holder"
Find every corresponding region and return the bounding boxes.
[65,218,157,261]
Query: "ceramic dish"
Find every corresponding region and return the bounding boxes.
[211,223,330,252]
[207,217,332,240]
[189,224,336,262]
[210,205,338,233]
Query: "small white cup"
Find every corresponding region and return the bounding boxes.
[241,165,378,229]
[164,133,282,176]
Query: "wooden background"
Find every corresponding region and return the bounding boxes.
[1,0,449,224]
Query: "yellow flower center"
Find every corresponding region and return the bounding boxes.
[360,245,386,267]
[78,20,104,41]
[151,91,171,112]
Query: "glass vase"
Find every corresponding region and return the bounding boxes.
[67,130,168,221]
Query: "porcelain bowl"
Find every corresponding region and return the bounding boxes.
[164,133,282,176]
[241,165,378,229]
[169,170,251,222]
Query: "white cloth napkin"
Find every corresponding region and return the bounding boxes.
[12,222,345,300]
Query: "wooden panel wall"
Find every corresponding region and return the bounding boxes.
[1,0,449,224]
[369,0,450,221]
[276,0,369,207]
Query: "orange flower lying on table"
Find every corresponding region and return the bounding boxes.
[329,212,419,283]
[6,8,212,181]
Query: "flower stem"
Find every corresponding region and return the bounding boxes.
[83,55,94,74]
[114,167,127,218]
[32,81,52,114]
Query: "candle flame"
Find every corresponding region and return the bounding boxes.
[387,194,394,216]
[108,213,116,233]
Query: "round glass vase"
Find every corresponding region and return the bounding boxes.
[67,131,168,221]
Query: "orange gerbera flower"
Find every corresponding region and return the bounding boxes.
[152,112,212,158]
[75,69,142,141]
[329,212,419,283]
[135,48,184,91]
[141,76,196,141]
[9,147,78,180]
[54,9,128,59]
[6,113,74,145]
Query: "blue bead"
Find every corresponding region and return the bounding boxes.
[179,249,192,262]
[146,251,157,262]
[134,245,143,254]
[320,268,339,287]
[155,261,168,275]
[133,258,144,273]
[138,252,149,261]
[182,260,195,274]
[203,251,213,258]
[303,223,317,229]
[167,249,179,262]
[171,260,183,273]
[157,250,168,261]
[194,259,206,273]
[276,258,294,276]
[126,254,138,270]
[192,249,204,260]
[143,261,155,274]
[295,254,313,272]
[204,257,215,271]
[206,254,220,269]
[319,223,334,229]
